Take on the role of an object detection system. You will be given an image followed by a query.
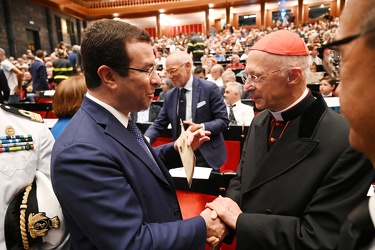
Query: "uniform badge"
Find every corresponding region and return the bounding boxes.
[5,125,15,136]
[1,126,34,153]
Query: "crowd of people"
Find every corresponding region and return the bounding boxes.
[0,42,81,104]
[2,4,375,249]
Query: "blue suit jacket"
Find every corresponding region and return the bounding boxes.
[51,97,206,249]
[29,59,49,91]
[145,76,229,170]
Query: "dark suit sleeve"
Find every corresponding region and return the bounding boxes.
[199,81,229,135]
[38,64,49,90]
[230,147,374,250]
[52,142,206,249]
[338,197,375,250]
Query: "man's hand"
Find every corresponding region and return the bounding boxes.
[174,127,211,152]
[183,121,203,133]
[200,208,227,247]
[206,196,242,229]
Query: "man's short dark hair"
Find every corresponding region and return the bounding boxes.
[35,50,44,58]
[194,66,205,75]
[81,19,151,89]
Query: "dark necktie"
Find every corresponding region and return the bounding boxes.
[127,120,160,172]
[178,88,187,122]
[229,104,237,125]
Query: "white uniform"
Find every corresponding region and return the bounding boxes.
[0,104,54,249]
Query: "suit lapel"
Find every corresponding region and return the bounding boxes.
[82,98,172,186]
[191,78,201,121]
[243,111,320,194]
[169,88,180,140]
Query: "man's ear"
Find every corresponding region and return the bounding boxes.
[288,67,303,85]
[97,65,118,90]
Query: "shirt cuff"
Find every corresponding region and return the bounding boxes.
[368,195,375,226]
[200,123,205,131]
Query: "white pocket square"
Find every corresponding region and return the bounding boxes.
[197,101,206,108]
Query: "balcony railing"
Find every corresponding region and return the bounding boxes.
[71,0,182,9]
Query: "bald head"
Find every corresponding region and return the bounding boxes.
[167,51,193,66]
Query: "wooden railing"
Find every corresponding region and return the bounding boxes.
[71,0,183,9]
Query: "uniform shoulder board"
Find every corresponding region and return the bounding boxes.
[0,104,43,123]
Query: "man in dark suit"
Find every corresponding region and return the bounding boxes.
[326,1,375,249]
[206,30,374,249]
[145,50,229,170]
[131,103,161,123]
[51,19,226,249]
[29,50,49,91]
[0,68,9,103]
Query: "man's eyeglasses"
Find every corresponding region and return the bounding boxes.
[165,63,186,77]
[241,67,289,88]
[124,64,157,79]
[323,26,375,80]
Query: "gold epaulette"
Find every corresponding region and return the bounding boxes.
[0,104,43,123]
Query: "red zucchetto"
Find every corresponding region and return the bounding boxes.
[250,30,309,56]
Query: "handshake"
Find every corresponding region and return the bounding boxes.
[200,196,243,247]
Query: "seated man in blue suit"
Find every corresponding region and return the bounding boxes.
[51,19,226,249]
[145,50,229,170]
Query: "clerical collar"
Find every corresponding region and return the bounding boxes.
[269,88,314,121]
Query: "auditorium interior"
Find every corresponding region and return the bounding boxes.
[0,1,345,249]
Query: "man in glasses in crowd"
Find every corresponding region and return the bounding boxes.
[145,50,229,170]
[324,1,375,249]
[51,19,227,249]
[206,30,374,249]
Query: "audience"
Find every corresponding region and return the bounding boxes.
[52,49,73,87]
[0,48,23,104]
[207,64,224,87]
[224,81,254,126]
[29,50,50,91]
[193,65,206,79]
[158,77,174,101]
[225,54,245,70]
[51,75,87,139]
[319,75,337,97]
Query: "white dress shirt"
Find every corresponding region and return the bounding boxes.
[227,100,255,126]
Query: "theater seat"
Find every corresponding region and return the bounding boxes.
[176,190,216,219]
[220,140,241,173]
[176,190,236,250]
[152,137,173,147]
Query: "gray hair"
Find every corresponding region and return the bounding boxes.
[269,54,309,81]
[222,69,236,80]
[0,48,5,55]
[226,81,243,97]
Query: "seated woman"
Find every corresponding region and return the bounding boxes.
[51,75,87,139]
